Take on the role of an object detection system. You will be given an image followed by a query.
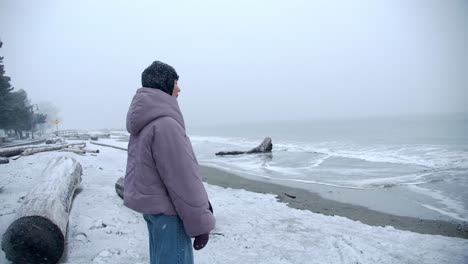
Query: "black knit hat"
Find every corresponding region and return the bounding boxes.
[141,61,179,95]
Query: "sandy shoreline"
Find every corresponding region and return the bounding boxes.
[200,165,468,239]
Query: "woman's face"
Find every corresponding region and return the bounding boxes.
[172,80,181,98]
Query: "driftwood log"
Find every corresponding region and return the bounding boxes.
[84,148,100,154]
[0,142,86,158]
[90,141,128,151]
[0,145,46,157]
[22,145,73,156]
[115,177,124,199]
[64,134,90,140]
[0,138,47,148]
[1,156,82,264]
[215,137,273,156]
[59,148,86,155]
[90,133,110,139]
[46,138,64,144]
[0,157,9,164]
[21,143,86,156]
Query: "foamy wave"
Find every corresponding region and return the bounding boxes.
[329,172,436,189]
[201,162,370,190]
[260,163,303,176]
[309,155,330,168]
[408,185,468,222]
[190,135,259,148]
[276,141,468,169]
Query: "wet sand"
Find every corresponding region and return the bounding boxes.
[200,165,468,239]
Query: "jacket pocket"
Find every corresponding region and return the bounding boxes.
[134,162,161,195]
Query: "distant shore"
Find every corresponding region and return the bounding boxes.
[200,165,468,239]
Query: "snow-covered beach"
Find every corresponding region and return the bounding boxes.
[1,139,467,264]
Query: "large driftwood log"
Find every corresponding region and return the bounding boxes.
[0,145,47,157]
[215,137,273,156]
[21,144,82,156]
[115,177,124,199]
[90,141,128,151]
[22,145,73,156]
[19,143,86,157]
[0,142,85,158]
[46,138,64,144]
[0,138,47,148]
[1,156,82,264]
[59,148,86,155]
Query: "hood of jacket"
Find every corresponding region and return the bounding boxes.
[126,87,185,136]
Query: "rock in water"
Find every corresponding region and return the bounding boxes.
[216,137,273,156]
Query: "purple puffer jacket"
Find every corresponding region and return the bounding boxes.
[124,87,215,237]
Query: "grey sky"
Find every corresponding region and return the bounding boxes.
[0,0,467,130]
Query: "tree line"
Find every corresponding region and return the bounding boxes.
[0,40,48,139]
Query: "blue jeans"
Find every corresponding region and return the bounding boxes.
[143,214,194,264]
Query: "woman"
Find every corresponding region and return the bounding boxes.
[124,61,215,264]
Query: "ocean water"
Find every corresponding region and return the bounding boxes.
[187,113,468,221]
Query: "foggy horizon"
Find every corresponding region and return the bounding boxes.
[1,0,467,130]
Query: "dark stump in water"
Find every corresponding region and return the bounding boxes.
[215,137,273,156]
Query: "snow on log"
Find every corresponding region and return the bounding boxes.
[0,145,46,157]
[90,141,128,151]
[115,177,124,199]
[22,145,72,156]
[20,143,86,157]
[215,137,273,156]
[0,142,86,158]
[66,142,86,149]
[84,148,100,153]
[46,138,64,144]
[0,157,9,164]
[59,148,86,155]
[89,133,110,139]
[0,138,47,148]
[1,156,82,264]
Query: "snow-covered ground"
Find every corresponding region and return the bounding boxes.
[0,140,467,264]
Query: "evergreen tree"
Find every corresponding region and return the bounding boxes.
[0,40,33,136]
[6,89,33,133]
[33,113,47,126]
[0,39,15,128]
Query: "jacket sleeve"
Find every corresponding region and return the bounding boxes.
[152,117,215,237]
